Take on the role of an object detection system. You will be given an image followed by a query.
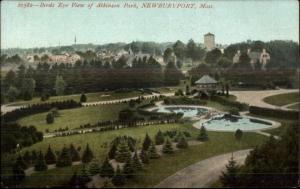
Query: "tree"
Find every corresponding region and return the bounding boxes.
[54,75,66,96]
[132,151,142,171]
[155,130,165,145]
[173,40,186,60]
[142,133,152,151]
[45,145,56,164]
[82,143,94,163]
[15,154,27,170]
[12,164,25,183]
[34,151,48,171]
[23,150,32,165]
[20,78,36,100]
[77,166,91,187]
[197,126,209,141]
[176,133,188,149]
[115,140,131,163]
[163,48,173,63]
[205,48,222,64]
[102,178,115,188]
[185,85,190,95]
[46,112,54,124]
[108,142,118,160]
[235,129,243,141]
[56,146,72,167]
[162,137,174,154]
[70,144,81,162]
[217,57,232,68]
[149,142,160,159]
[6,86,19,102]
[164,61,183,86]
[88,159,101,175]
[186,39,205,62]
[80,93,87,102]
[100,158,115,178]
[139,149,149,164]
[220,156,239,187]
[112,165,125,186]
[123,158,135,178]
[225,83,230,97]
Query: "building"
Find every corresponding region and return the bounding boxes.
[49,53,81,64]
[204,33,215,51]
[195,75,218,96]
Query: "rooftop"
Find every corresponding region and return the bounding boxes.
[195,75,218,84]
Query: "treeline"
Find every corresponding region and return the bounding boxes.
[1,57,183,103]
[1,100,81,123]
[1,123,43,153]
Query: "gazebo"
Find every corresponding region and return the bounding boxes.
[195,75,218,96]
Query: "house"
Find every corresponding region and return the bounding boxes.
[195,75,218,96]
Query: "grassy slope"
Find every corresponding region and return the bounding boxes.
[18,104,128,133]
[7,91,144,106]
[263,92,299,106]
[19,124,267,187]
[286,102,299,110]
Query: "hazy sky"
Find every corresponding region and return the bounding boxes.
[1,0,299,49]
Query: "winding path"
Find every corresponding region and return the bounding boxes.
[155,149,251,188]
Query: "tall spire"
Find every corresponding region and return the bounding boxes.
[74,35,77,45]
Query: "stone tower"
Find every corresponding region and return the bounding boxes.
[204,33,215,51]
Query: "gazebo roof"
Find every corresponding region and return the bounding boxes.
[195,75,218,84]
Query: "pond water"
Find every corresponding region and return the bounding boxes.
[151,105,274,131]
[151,106,208,117]
[195,114,273,131]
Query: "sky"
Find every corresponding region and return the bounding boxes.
[1,0,299,49]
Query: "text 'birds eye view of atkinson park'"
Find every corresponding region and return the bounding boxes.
[0,0,299,188]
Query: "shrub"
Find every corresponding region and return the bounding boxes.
[235,129,243,141]
[82,144,94,163]
[211,96,248,111]
[176,133,189,149]
[115,140,131,163]
[112,165,125,186]
[162,137,174,154]
[100,158,115,178]
[164,96,207,105]
[46,112,54,124]
[80,93,87,103]
[34,151,48,171]
[56,146,72,167]
[148,142,160,159]
[45,145,56,165]
[249,106,299,120]
[229,107,240,116]
[155,130,165,145]
[197,126,209,141]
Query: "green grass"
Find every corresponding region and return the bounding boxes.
[286,102,299,110]
[263,92,299,106]
[7,90,144,106]
[18,104,128,133]
[19,124,267,187]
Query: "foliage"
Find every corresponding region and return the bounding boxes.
[112,165,125,186]
[100,158,115,178]
[155,130,165,145]
[123,158,135,178]
[164,96,207,106]
[162,137,174,154]
[220,156,240,187]
[56,146,72,167]
[80,93,87,102]
[70,144,81,162]
[211,96,248,111]
[132,151,143,171]
[197,126,209,141]
[235,129,243,141]
[54,75,66,96]
[142,133,152,151]
[148,142,160,159]
[249,106,299,120]
[139,149,150,164]
[115,140,131,163]
[176,133,189,149]
[45,145,56,165]
[34,151,48,171]
[82,144,94,163]
[46,112,54,124]
[88,159,101,175]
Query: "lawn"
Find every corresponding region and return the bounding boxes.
[286,102,299,110]
[263,92,299,106]
[19,124,267,187]
[18,104,128,133]
[7,90,144,106]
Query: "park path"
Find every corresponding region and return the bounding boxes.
[155,149,251,188]
[231,89,298,110]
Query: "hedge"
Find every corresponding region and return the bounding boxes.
[249,106,299,120]
[210,96,248,111]
[2,100,82,122]
[163,97,207,106]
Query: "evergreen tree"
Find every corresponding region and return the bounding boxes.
[139,149,150,164]
[132,151,142,171]
[12,164,25,183]
[80,93,87,102]
[176,133,188,149]
[70,143,81,162]
[112,165,125,186]
[162,137,174,154]
[155,130,165,145]
[102,178,115,188]
[108,142,118,160]
[56,146,72,167]
[197,126,209,141]
[220,156,239,187]
[142,133,152,151]
[82,143,94,163]
[88,159,101,176]
[148,142,160,159]
[45,145,56,165]
[115,140,131,163]
[68,171,80,188]
[123,158,135,178]
[127,138,135,152]
[100,157,115,178]
[31,150,38,164]
[77,166,91,187]
[34,151,48,171]
[235,129,243,141]
[55,75,66,95]
[23,150,32,165]
[15,154,27,170]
